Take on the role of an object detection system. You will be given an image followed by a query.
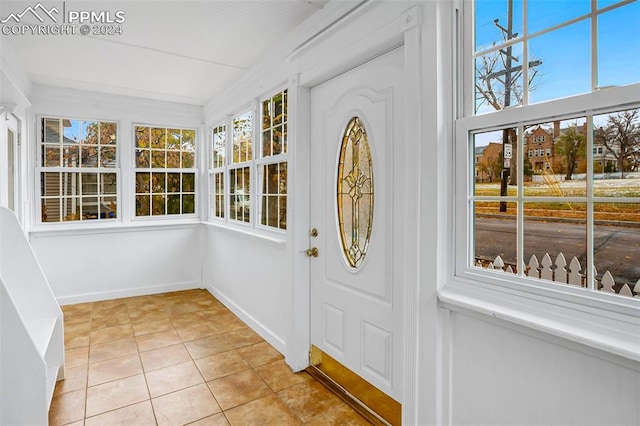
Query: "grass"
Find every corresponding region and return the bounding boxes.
[474,180,640,223]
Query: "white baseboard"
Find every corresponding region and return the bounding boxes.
[205,283,286,355]
[57,281,202,305]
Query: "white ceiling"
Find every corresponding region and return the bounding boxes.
[1,0,329,105]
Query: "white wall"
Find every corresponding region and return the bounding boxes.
[27,86,205,303]
[31,224,203,304]
[447,311,640,425]
[203,225,288,353]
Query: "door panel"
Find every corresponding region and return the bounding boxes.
[309,47,404,401]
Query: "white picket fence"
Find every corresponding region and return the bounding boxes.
[477,252,640,298]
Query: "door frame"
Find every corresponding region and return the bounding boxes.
[286,5,423,423]
[1,109,20,217]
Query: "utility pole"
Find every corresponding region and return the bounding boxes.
[496,0,514,212]
[478,0,543,212]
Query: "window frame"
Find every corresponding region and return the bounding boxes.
[36,115,121,226]
[207,87,289,236]
[255,88,289,233]
[449,0,640,360]
[132,124,198,220]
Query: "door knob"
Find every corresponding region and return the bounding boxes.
[306,247,319,257]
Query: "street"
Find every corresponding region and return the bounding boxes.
[474,216,640,286]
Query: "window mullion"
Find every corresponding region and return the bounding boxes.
[591,0,598,91]
[522,0,529,106]
[586,112,595,291]
[517,123,525,277]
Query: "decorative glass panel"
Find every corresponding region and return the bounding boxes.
[337,117,374,268]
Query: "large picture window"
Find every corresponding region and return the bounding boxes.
[39,117,118,223]
[459,0,640,300]
[134,126,196,217]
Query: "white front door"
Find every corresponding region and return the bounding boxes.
[309,47,404,402]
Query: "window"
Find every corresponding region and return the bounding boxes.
[533,135,545,143]
[258,89,288,230]
[39,117,118,223]
[460,0,640,300]
[211,124,226,219]
[209,89,288,231]
[134,126,196,217]
[230,112,253,223]
[528,150,533,157]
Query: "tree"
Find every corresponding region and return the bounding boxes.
[594,109,640,178]
[478,153,504,183]
[555,124,586,180]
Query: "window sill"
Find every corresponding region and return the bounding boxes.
[438,277,640,363]
[30,218,202,237]
[203,220,286,248]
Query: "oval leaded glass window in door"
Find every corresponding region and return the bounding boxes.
[337,117,374,268]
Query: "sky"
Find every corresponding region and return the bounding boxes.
[474,0,640,119]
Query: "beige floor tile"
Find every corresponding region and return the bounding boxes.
[90,315,130,330]
[85,400,156,426]
[89,338,138,364]
[224,394,301,426]
[304,404,371,425]
[128,308,169,323]
[140,343,191,372]
[236,341,283,368]
[164,301,201,316]
[188,413,230,425]
[192,296,224,310]
[90,306,130,330]
[57,291,355,426]
[223,327,264,349]
[184,334,233,359]
[131,317,174,336]
[194,350,251,381]
[207,311,246,333]
[54,365,88,395]
[145,360,204,397]
[64,312,92,327]
[65,323,91,349]
[88,353,143,386]
[151,383,221,426]
[277,380,344,423]
[85,374,149,417]
[65,346,89,368]
[135,329,182,352]
[175,322,219,342]
[90,324,134,345]
[62,302,93,315]
[207,369,273,410]
[167,311,208,328]
[48,388,86,426]
[254,360,312,392]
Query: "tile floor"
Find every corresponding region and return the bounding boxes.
[49,289,370,425]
